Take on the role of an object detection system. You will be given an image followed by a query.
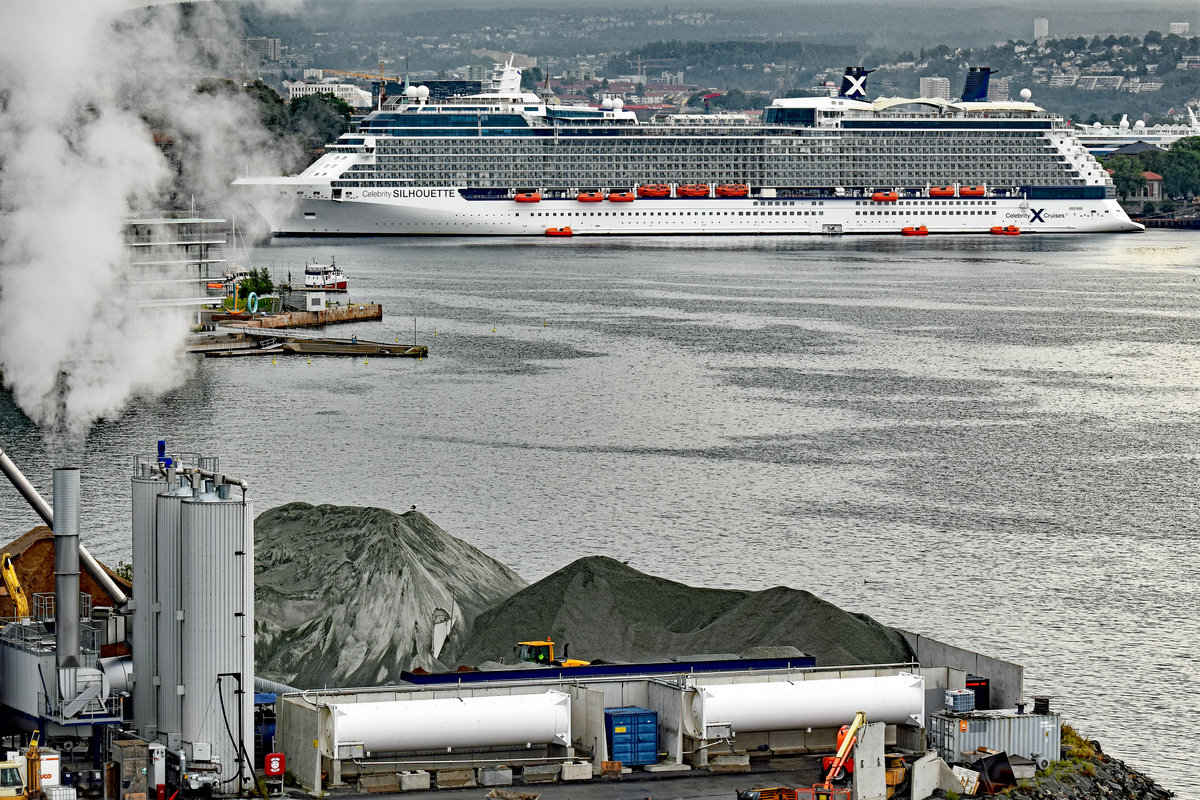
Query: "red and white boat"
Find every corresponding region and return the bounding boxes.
[304,258,348,292]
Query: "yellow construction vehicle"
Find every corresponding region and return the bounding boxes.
[0,757,23,800]
[0,553,30,619]
[0,731,39,800]
[515,638,589,667]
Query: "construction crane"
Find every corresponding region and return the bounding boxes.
[814,711,866,799]
[0,553,29,619]
[319,61,396,110]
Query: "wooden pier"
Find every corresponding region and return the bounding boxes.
[191,327,427,359]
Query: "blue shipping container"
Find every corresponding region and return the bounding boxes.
[605,707,658,767]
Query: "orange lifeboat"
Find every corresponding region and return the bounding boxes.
[929,186,955,198]
[514,193,542,203]
[959,185,986,197]
[576,191,604,202]
[607,191,635,202]
[871,191,899,203]
[901,226,929,236]
[715,183,749,197]
[545,227,573,237]
[991,225,1020,235]
[677,183,711,198]
[637,183,671,198]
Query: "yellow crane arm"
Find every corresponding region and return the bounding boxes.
[1,554,29,619]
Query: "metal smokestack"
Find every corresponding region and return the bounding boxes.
[53,467,81,669]
[1,444,128,608]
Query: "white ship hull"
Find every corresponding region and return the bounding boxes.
[239,184,1143,236]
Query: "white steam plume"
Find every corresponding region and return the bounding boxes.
[0,1,292,437]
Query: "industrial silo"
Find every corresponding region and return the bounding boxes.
[153,477,194,740]
[180,486,254,792]
[130,463,166,739]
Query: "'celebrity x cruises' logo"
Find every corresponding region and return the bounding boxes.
[1029,208,1046,223]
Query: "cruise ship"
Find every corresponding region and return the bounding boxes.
[1073,108,1200,156]
[234,64,1143,236]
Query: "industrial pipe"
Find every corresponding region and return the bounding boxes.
[0,446,129,608]
[0,446,53,522]
[53,468,82,669]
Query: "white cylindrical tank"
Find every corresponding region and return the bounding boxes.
[153,480,193,738]
[180,489,254,792]
[327,691,571,753]
[130,471,165,738]
[688,673,925,736]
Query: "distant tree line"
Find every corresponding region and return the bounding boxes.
[201,78,354,151]
[1104,137,1200,207]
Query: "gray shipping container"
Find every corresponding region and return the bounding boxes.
[928,710,1061,768]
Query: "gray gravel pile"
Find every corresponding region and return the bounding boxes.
[450,556,913,667]
[255,503,527,688]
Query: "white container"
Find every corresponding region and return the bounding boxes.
[44,787,77,800]
[688,673,925,736]
[326,691,571,753]
[38,750,60,787]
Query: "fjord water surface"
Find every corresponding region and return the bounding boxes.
[2,231,1197,796]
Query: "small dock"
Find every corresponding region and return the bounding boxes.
[190,327,427,359]
[281,338,428,357]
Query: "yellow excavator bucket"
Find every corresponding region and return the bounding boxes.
[1,554,29,619]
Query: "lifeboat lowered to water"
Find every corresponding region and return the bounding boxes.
[545,227,574,237]
[577,191,605,202]
[514,192,542,203]
[607,191,635,202]
[871,191,899,203]
[901,226,929,236]
[677,183,711,198]
[715,184,749,197]
[991,225,1021,235]
[637,183,671,198]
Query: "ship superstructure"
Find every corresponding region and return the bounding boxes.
[235,63,1142,236]
[1073,108,1200,156]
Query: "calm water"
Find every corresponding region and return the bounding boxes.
[2,231,1197,796]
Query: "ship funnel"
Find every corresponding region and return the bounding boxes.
[838,67,875,100]
[960,67,995,102]
[53,467,81,669]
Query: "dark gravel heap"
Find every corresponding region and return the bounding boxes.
[449,555,913,667]
[255,503,528,688]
